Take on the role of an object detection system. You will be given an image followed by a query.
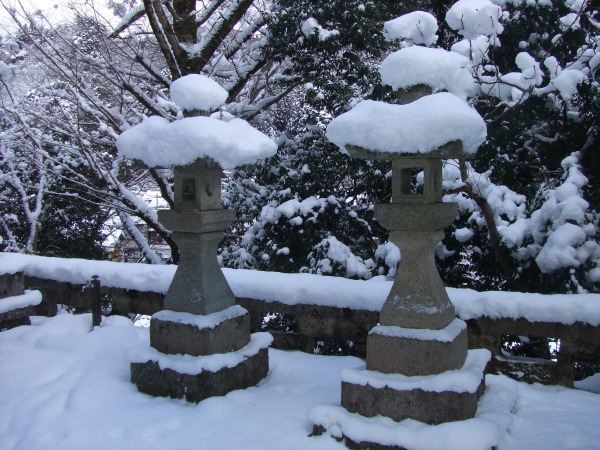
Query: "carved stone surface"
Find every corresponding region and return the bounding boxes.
[366,327,467,376]
[173,158,222,211]
[157,208,235,234]
[341,378,485,425]
[0,272,24,299]
[162,231,236,315]
[150,311,250,356]
[130,347,268,403]
[379,230,456,330]
[0,306,34,330]
[396,83,433,105]
[375,202,458,231]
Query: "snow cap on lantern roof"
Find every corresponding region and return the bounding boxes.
[326,92,486,159]
[383,11,438,46]
[380,46,476,101]
[116,114,277,170]
[170,74,228,112]
[445,0,504,40]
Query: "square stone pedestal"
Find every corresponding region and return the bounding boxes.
[150,306,251,356]
[130,305,271,403]
[367,318,467,376]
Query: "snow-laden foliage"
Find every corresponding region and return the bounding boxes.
[1,0,598,294]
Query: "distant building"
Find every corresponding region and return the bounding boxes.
[105,190,172,263]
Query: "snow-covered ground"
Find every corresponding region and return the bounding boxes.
[0,313,599,450]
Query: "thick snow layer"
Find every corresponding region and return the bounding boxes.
[535,223,587,273]
[169,74,228,112]
[379,47,475,100]
[451,35,491,64]
[152,305,247,329]
[0,290,42,314]
[455,227,475,243]
[4,253,600,325]
[129,332,272,375]
[574,372,600,393]
[326,93,487,156]
[116,115,277,169]
[370,318,466,342]
[341,349,490,394]
[383,11,438,46]
[446,0,504,39]
[1,314,599,449]
[449,287,600,325]
[536,69,586,101]
[309,404,501,450]
[0,253,177,292]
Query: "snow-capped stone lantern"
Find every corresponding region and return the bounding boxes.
[312,11,493,445]
[117,74,277,403]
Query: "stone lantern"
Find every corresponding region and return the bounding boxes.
[117,74,277,403]
[312,45,492,446]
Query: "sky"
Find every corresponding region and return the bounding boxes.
[0,0,115,36]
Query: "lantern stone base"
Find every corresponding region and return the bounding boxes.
[311,350,491,446]
[150,306,250,356]
[130,306,271,403]
[341,349,489,424]
[366,319,468,376]
[130,344,269,404]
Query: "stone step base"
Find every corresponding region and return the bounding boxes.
[130,332,271,403]
[312,424,408,450]
[367,318,467,376]
[342,379,485,425]
[341,349,490,424]
[150,306,250,356]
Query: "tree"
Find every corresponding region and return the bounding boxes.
[437,0,600,292]
[0,0,292,262]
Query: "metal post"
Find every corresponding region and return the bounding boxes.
[91,275,102,327]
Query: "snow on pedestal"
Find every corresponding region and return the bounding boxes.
[119,74,276,403]
[383,11,439,46]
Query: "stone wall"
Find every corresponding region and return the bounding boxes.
[18,274,600,386]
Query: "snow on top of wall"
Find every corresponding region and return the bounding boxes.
[0,253,177,293]
[3,253,600,325]
[116,115,277,169]
[445,0,505,39]
[169,74,228,112]
[379,46,476,100]
[449,287,600,325]
[383,11,438,46]
[326,93,486,156]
